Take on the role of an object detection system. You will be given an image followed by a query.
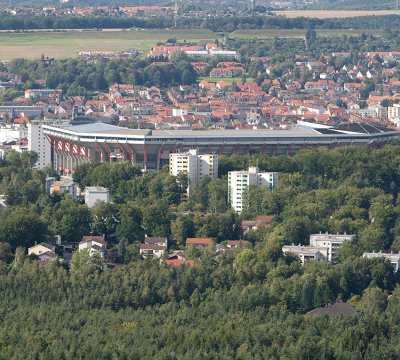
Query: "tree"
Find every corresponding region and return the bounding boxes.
[70,248,102,272]
[118,238,127,262]
[361,286,387,313]
[0,242,13,263]
[93,73,107,91]
[115,203,143,243]
[0,209,47,249]
[359,224,388,252]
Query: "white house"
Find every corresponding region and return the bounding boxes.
[79,235,107,258]
[28,241,56,255]
[363,251,400,272]
[50,178,78,198]
[282,244,329,265]
[227,240,249,249]
[140,244,165,259]
[28,241,59,261]
[144,236,168,250]
[309,232,354,262]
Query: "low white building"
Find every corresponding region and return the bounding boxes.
[363,251,400,272]
[25,89,62,99]
[0,124,27,144]
[309,232,354,262]
[85,186,110,208]
[50,178,78,198]
[282,244,329,265]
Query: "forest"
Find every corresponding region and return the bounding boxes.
[2,146,400,358]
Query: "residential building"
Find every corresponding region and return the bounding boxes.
[227,240,249,249]
[309,232,355,262]
[140,244,165,259]
[186,238,212,250]
[388,104,400,120]
[169,149,218,197]
[79,235,107,258]
[228,167,278,213]
[85,186,109,208]
[28,241,56,255]
[50,178,78,198]
[45,176,57,195]
[144,236,168,250]
[282,244,329,265]
[241,215,275,232]
[25,89,62,99]
[27,120,52,170]
[363,251,400,272]
[0,124,27,144]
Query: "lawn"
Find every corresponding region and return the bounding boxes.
[197,76,254,84]
[229,28,382,39]
[0,29,217,60]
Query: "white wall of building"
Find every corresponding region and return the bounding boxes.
[28,120,52,170]
[0,125,27,144]
[309,232,354,262]
[228,167,278,213]
[85,186,110,208]
[169,149,218,197]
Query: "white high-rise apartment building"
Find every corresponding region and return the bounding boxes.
[28,120,52,170]
[169,149,218,198]
[228,167,278,213]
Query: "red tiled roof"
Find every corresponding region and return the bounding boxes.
[227,240,249,246]
[165,260,194,267]
[186,238,211,244]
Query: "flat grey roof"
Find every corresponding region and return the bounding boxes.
[44,123,400,140]
[151,129,320,137]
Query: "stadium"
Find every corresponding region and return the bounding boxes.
[43,122,400,175]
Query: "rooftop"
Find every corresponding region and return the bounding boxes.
[306,301,356,317]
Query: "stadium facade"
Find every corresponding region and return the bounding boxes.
[42,123,400,175]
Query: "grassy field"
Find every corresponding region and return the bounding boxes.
[0,29,217,60]
[197,77,254,84]
[272,10,400,18]
[229,29,383,39]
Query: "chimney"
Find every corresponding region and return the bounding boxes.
[35,241,37,246]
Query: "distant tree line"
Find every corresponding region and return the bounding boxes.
[1,14,400,31]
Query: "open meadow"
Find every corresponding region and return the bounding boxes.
[0,29,217,60]
[272,10,400,18]
[229,28,383,39]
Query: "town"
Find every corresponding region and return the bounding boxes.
[1,5,400,359]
